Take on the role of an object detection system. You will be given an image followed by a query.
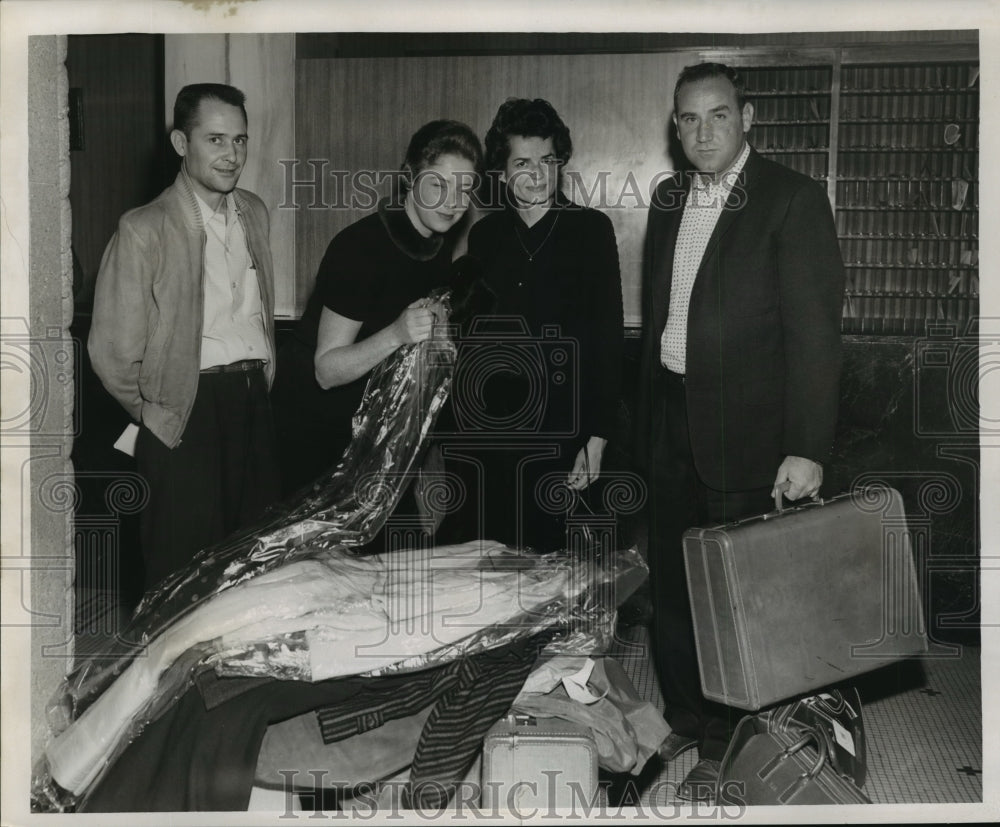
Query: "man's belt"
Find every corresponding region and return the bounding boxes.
[200,359,266,374]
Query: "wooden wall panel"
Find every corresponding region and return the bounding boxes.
[227,35,296,318]
[164,34,296,316]
[163,34,227,100]
[67,34,166,305]
[295,52,697,325]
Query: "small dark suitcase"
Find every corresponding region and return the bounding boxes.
[684,485,927,710]
[717,713,871,805]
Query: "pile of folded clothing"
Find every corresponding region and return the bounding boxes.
[33,303,646,812]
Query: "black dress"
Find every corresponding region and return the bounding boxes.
[438,192,624,550]
[272,199,457,495]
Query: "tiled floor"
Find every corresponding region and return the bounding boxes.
[609,623,982,805]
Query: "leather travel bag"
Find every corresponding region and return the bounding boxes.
[683,484,927,711]
[766,688,866,787]
[717,700,871,805]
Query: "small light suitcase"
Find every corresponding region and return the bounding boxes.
[481,714,598,811]
[683,485,927,711]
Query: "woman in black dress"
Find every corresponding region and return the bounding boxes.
[273,120,482,494]
[442,98,624,551]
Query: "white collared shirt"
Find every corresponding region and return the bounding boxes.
[660,141,752,373]
[195,192,269,370]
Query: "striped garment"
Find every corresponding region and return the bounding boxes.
[315,629,557,809]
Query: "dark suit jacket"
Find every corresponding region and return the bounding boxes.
[636,148,845,491]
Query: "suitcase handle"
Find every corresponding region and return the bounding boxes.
[773,731,831,804]
[785,732,827,777]
[773,481,792,512]
[770,481,823,514]
[758,730,826,784]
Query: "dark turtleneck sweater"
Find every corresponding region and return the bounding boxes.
[295,198,452,351]
[290,198,457,411]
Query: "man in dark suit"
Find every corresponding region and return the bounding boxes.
[636,62,844,799]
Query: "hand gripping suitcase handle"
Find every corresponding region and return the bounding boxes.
[770,481,823,515]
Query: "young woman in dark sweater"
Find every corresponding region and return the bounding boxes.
[272,120,482,494]
[441,98,624,551]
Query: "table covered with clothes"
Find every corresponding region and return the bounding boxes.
[32,288,647,813]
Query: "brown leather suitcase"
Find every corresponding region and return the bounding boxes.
[683,485,927,711]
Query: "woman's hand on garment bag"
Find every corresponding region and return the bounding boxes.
[567,435,607,490]
[392,298,445,345]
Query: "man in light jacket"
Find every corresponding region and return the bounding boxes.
[89,83,279,590]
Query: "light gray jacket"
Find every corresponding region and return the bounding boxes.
[88,171,276,448]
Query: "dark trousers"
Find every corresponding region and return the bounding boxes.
[135,367,279,592]
[647,368,772,761]
[271,338,355,497]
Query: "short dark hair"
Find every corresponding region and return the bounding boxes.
[673,62,748,114]
[403,119,483,179]
[484,98,573,172]
[173,83,248,137]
